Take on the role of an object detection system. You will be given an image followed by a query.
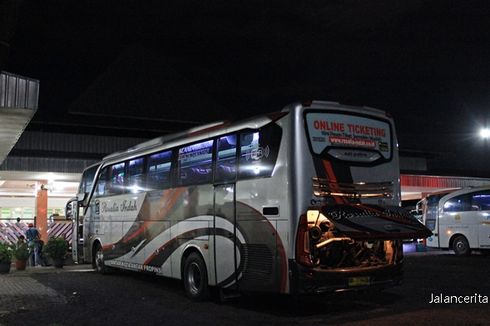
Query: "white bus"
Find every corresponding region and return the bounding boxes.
[423,186,490,256]
[67,101,430,300]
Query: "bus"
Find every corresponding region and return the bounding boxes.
[66,101,431,300]
[423,186,490,256]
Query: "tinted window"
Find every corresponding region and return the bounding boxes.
[471,191,490,211]
[178,140,214,185]
[426,193,449,221]
[443,194,471,212]
[305,111,392,163]
[238,123,282,179]
[79,164,99,194]
[147,150,172,190]
[108,162,126,195]
[127,158,145,193]
[94,167,109,197]
[215,134,237,183]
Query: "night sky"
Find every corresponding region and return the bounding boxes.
[4,1,490,175]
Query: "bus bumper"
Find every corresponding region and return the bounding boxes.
[289,259,403,294]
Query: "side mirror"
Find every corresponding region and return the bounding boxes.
[65,198,77,220]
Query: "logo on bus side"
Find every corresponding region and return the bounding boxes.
[246,145,270,161]
[99,199,138,213]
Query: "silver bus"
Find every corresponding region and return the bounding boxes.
[67,101,430,300]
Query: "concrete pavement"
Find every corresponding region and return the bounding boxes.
[0,264,93,318]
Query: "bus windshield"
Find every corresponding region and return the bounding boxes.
[305,112,392,163]
[425,193,447,231]
[78,164,100,195]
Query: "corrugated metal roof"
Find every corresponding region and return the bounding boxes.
[0,71,39,166]
[0,71,39,110]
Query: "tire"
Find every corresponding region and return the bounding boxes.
[183,252,210,301]
[453,235,471,256]
[93,243,110,274]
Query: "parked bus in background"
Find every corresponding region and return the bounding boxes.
[66,101,431,300]
[423,186,490,256]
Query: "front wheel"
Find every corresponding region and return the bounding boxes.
[93,243,110,274]
[183,252,210,301]
[453,235,471,256]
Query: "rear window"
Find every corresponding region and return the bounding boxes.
[238,124,282,179]
[305,111,392,163]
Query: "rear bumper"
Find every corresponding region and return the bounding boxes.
[289,259,403,294]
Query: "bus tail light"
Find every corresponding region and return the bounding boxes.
[296,214,315,267]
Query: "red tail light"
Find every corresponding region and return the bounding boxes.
[296,214,315,267]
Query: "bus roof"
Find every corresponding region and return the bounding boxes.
[102,112,284,163]
[101,101,390,165]
[307,100,388,118]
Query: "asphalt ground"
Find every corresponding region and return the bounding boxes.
[0,248,489,326]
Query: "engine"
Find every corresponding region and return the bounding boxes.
[302,209,398,269]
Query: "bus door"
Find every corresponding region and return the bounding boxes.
[66,194,87,264]
[213,184,238,290]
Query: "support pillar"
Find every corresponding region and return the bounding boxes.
[36,181,48,243]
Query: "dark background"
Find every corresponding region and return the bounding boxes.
[2,1,490,175]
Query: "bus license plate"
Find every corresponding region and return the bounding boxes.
[348,276,370,287]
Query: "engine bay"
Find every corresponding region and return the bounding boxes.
[305,209,398,269]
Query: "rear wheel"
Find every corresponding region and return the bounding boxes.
[183,252,210,301]
[453,235,471,256]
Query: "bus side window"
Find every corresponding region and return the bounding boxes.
[127,157,145,193]
[238,124,282,180]
[94,167,109,197]
[147,150,172,190]
[178,140,214,186]
[471,191,490,211]
[443,194,471,212]
[109,162,126,195]
[215,134,237,183]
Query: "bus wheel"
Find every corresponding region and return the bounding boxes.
[453,236,470,256]
[183,252,209,301]
[94,243,109,274]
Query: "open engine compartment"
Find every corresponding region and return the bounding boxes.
[309,209,397,269]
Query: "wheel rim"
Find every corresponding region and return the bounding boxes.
[187,262,201,295]
[456,240,467,253]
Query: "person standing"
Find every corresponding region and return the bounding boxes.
[25,223,40,266]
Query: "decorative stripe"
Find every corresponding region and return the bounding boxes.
[322,160,346,204]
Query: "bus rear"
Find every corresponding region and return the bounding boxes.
[288,101,431,293]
